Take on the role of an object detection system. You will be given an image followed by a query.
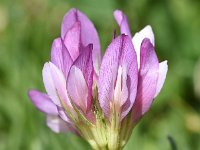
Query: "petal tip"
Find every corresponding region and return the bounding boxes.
[28,89,36,99]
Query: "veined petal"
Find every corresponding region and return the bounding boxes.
[98,37,120,118]
[132,38,159,123]
[51,38,64,70]
[120,68,135,119]
[46,115,78,134]
[50,38,73,78]
[67,44,94,113]
[98,35,138,120]
[42,62,71,108]
[154,60,168,98]
[62,44,73,78]
[28,89,58,115]
[61,8,101,73]
[67,66,88,112]
[61,8,78,40]
[64,22,81,61]
[119,36,138,119]
[113,10,132,38]
[132,25,154,68]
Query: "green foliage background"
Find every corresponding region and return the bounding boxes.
[0,0,200,149]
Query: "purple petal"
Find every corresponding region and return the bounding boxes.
[57,107,75,123]
[98,40,119,118]
[46,115,78,134]
[154,60,168,98]
[51,38,64,70]
[132,25,154,68]
[113,10,132,38]
[98,35,138,120]
[50,38,73,78]
[64,22,81,61]
[61,8,78,40]
[67,44,94,113]
[132,38,159,123]
[28,89,58,115]
[119,38,138,119]
[42,62,71,108]
[61,8,101,73]
[67,66,89,112]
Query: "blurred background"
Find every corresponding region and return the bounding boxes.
[0,0,200,149]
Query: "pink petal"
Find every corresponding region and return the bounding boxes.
[67,66,88,112]
[61,8,101,73]
[132,38,159,123]
[51,38,64,70]
[28,89,58,115]
[64,22,81,61]
[113,10,132,38]
[67,44,94,113]
[42,62,71,108]
[46,115,78,134]
[42,62,61,106]
[61,8,78,40]
[98,39,120,118]
[132,25,154,68]
[154,60,168,98]
[98,35,138,120]
[57,107,75,123]
[50,38,73,78]
[118,37,138,119]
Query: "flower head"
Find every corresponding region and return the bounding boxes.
[28,8,168,150]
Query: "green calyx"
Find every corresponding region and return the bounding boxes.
[60,88,134,150]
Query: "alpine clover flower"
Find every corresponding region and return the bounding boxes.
[28,8,168,150]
